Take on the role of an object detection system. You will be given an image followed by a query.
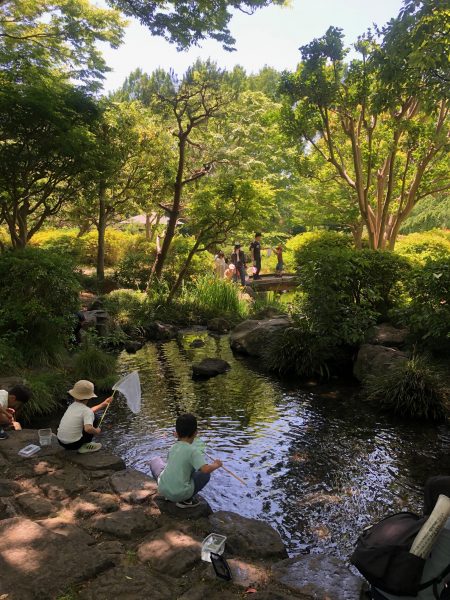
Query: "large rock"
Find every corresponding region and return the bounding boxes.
[192,358,231,380]
[366,323,409,347]
[110,469,158,504]
[272,554,364,600]
[145,321,178,341]
[0,517,112,600]
[208,511,288,560]
[81,565,178,600]
[66,451,126,472]
[0,479,20,497]
[230,317,291,357]
[90,507,159,539]
[124,340,144,354]
[207,318,232,334]
[155,495,212,519]
[137,526,202,576]
[353,343,408,382]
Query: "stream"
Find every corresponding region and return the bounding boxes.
[101,330,450,558]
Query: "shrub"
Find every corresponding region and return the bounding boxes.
[115,241,156,290]
[31,229,84,263]
[396,230,450,264]
[399,258,450,353]
[250,291,285,319]
[80,229,136,266]
[293,233,409,346]
[0,248,80,365]
[363,355,448,421]
[72,343,117,392]
[21,371,69,423]
[103,289,151,331]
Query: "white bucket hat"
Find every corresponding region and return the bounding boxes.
[68,380,97,400]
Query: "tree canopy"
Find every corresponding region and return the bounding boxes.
[107,0,286,50]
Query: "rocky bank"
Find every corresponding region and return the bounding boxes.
[0,430,365,600]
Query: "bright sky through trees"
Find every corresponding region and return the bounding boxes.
[97,0,404,92]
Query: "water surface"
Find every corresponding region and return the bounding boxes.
[102,331,450,558]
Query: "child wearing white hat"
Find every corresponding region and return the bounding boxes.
[57,380,112,454]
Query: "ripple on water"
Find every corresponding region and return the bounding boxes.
[102,334,450,558]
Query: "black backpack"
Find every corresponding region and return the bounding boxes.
[350,511,450,598]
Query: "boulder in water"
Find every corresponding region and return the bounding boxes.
[353,343,408,382]
[192,358,230,379]
[230,317,291,357]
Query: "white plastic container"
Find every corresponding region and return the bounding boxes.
[38,428,52,446]
[201,533,227,562]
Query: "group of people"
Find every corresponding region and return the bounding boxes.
[214,232,284,286]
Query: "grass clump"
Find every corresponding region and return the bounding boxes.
[363,355,448,421]
[21,371,69,423]
[179,275,249,322]
[262,323,331,378]
[72,343,117,392]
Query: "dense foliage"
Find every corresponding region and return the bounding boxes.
[0,248,79,366]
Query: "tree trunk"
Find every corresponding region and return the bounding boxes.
[96,181,107,284]
[167,237,202,302]
[145,214,152,240]
[154,136,186,278]
[351,222,364,249]
[149,214,161,243]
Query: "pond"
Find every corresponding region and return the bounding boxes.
[102,331,450,559]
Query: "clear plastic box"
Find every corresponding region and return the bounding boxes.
[38,428,52,446]
[201,533,227,562]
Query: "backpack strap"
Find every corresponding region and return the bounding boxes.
[418,563,450,599]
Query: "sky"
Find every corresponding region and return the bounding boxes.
[97,0,404,93]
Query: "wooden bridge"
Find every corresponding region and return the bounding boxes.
[245,273,299,293]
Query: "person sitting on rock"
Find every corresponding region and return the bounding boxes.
[149,413,222,509]
[56,380,112,454]
[0,385,31,439]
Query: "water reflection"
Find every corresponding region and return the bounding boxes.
[102,332,450,558]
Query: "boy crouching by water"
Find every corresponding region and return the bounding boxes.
[57,380,112,454]
[149,413,222,508]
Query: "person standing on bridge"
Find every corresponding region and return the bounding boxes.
[250,233,262,280]
[231,244,246,286]
[274,245,284,277]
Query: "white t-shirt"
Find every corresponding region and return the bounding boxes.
[376,517,450,600]
[0,389,8,409]
[57,402,94,443]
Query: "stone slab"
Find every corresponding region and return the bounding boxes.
[155,495,212,520]
[66,451,126,472]
[15,492,56,518]
[71,492,120,517]
[81,565,179,600]
[38,466,89,501]
[110,469,158,504]
[208,511,288,560]
[137,526,202,576]
[272,554,364,600]
[0,517,112,600]
[90,508,159,539]
[37,517,95,546]
[0,479,20,497]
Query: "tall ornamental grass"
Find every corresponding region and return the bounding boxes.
[180,275,249,321]
[363,355,448,422]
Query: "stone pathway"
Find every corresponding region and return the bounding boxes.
[0,430,365,599]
